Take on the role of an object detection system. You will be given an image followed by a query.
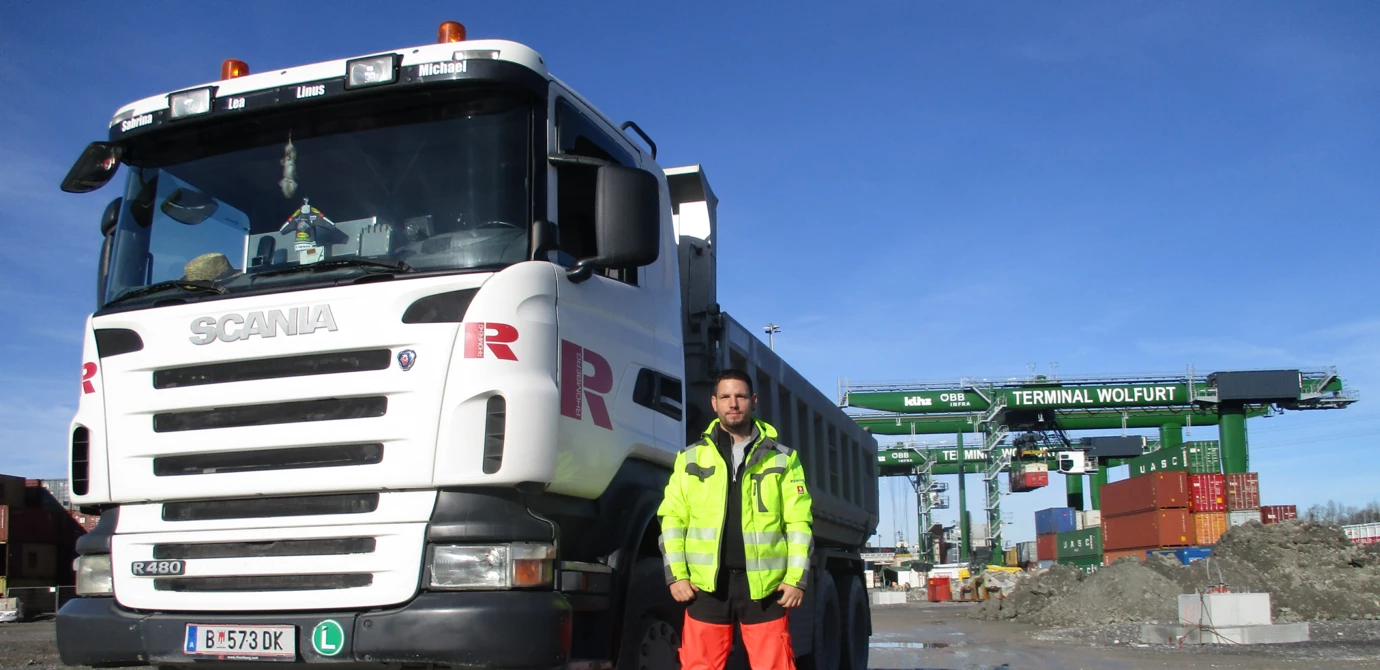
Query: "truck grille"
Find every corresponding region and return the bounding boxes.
[154,574,374,592]
[153,349,393,389]
[153,396,388,432]
[162,493,380,522]
[153,538,377,559]
[153,443,384,476]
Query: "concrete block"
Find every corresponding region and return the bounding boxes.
[1178,592,1272,627]
[870,591,907,605]
[1140,622,1309,645]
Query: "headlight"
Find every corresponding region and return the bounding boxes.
[75,555,114,596]
[169,87,214,120]
[346,54,398,89]
[429,543,554,590]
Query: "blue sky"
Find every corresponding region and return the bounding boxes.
[1,2,1377,546]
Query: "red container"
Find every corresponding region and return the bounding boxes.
[1010,471,1049,492]
[1103,548,1146,565]
[1102,508,1195,550]
[1101,472,1191,518]
[1193,512,1227,545]
[1036,534,1058,561]
[927,577,952,602]
[1188,474,1227,513]
[70,510,100,533]
[1225,473,1260,510]
[0,504,7,543]
[1261,505,1298,524]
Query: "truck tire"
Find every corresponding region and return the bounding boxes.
[803,571,841,670]
[616,557,683,670]
[836,574,869,670]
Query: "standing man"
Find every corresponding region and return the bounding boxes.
[658,370,813,670]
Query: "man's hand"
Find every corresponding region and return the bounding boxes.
[670,579,699,603]
[776,583,804,609]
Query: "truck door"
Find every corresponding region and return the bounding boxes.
[549,96,658,496]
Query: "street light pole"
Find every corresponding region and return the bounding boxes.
[763,323,781,350]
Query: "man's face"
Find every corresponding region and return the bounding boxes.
[711,379,756,433]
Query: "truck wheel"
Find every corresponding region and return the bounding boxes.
[836,574,870,670]
[616,558,683,670]
[804,571,841,670]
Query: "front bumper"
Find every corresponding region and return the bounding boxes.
[57,591,572,668]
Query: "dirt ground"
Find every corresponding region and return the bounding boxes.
[6,601,1380,670]
[871,600,1380,669]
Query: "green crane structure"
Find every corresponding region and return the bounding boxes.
[846,368,1356,563]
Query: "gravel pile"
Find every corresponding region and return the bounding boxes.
[970,520,1380,626]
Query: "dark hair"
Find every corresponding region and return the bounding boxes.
[714,369,753,395]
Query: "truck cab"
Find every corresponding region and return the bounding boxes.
[58,23,877,670]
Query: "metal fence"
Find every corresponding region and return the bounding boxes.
[4,585,79,619]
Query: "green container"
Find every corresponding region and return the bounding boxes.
[1058,556,1102,575]
[1130,443,1222,477]
[1183,441,1222,474]
[1128,447,1189,477]
[1056,528,1102,559]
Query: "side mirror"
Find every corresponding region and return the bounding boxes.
[569,165,660,283]
[61,142,122,194]
[159,188,219,225]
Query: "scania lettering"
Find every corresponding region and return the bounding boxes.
[57,21,877,670]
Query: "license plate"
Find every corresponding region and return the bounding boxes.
[185,625,295,659]
[131,560,185,576]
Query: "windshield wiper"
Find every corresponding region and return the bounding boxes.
[106,280,226,307]
[251,257,412,280]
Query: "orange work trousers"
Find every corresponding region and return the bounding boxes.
[680,570,795,670]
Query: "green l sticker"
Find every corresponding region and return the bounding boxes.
[311,619,345,657]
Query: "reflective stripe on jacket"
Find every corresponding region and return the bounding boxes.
[657,417,814,600]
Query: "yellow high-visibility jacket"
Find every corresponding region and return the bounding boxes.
[657,418,814,600]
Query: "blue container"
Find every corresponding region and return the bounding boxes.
[1035,507,1076,536]
[1146,549,1178,562]
[1175,546,1213,565]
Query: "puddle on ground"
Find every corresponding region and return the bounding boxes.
[869,641,952,649]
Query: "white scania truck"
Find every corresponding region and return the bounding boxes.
[57,22,878,670]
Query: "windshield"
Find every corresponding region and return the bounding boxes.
[102,89,534,308]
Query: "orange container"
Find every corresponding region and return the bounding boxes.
[1193,512,1227,545]
[927,577,952,602]
[1103,508,1195,550]
[1103,549,1146,565]
[1101,472,1191,518]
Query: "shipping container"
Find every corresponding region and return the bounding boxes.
[1192,512,1227,545]
[6,542,59,579]
[1227,510,1258,527]
[1188,474,1227,513]
[1260,505,1298,524]
[1343,522,1380,546]
[1175,547,1212,564]
[1184,441,1223,474]
[1004,547,1019,568]
[1009,470,1048,493]
[1101,472,1191,518]
[1225,473,1261,510]
[1036,534,1058,562]
[1103,508,1195,550]
[1126,442,1222,478]
[1081,510,1101,528]
[1056,527,1103,559]
[0,505,7,544]
[1035,508,1077,536]
[1017,541,1038,565]
[70,511,99,534]
[1058,556,1102,575]
[1103,548,1146,565]
[0,475,23,509]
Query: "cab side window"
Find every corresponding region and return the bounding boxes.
[555,100,639,284]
